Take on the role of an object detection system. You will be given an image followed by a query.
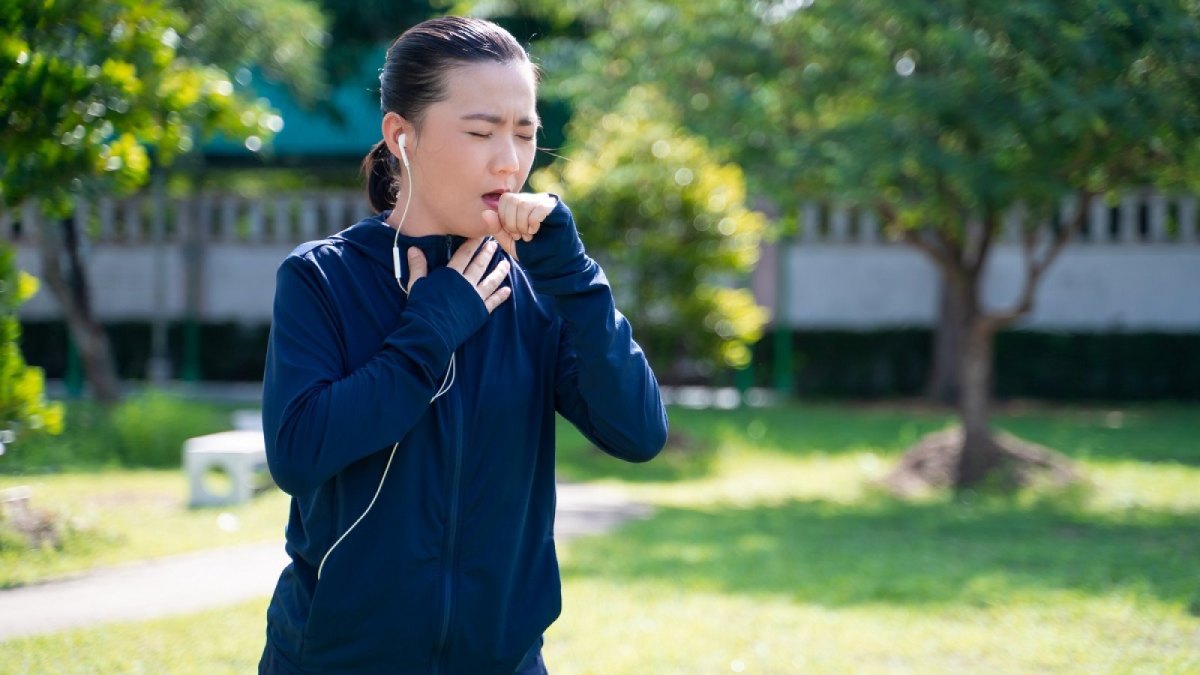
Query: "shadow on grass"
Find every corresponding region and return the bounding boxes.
[562,497,1200,610]
[555,404,1200,483]
[996,405,1200,466]
[554,406,956,483]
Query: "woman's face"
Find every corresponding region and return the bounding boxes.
[394,61,539,238]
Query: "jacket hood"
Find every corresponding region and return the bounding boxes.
[331,211,465,272]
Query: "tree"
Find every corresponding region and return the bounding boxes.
[317,0,437,82]
[473,0,1200,489]
[0,247,63,454]
[533,86,768,379]
[0,0,326,404]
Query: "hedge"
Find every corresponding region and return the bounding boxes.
[18,321,1200,401]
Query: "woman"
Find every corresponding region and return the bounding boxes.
[259,16,668,675]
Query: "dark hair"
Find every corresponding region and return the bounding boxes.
[362,17,535,213]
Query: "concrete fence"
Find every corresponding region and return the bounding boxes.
[8,190,1200,330]
[751,192,1200,330]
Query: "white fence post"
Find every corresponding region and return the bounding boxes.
[273,197,292,244]
[1118,193,1139,244]
[1147,193,1167,243]
[97,197,115,242]
[1180,196,1197,243]
[801,202,820,243]
[324,193,346,236]
[859,209,879,244]
[300,197,318,240]
[220,195,238,242]
[246,199,265,243]
[829,205,850,243]
[124,196,143,243]
[1088,194,1111,244]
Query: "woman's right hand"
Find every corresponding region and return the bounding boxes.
[407,237,512,313]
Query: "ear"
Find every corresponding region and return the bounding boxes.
[381,112,412,160]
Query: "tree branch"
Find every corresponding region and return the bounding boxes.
[987,190,1094,331]
[967,212,997,277]
[935,226,966,268]
[876,199,970,291]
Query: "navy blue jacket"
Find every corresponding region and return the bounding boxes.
[260,200,668,674]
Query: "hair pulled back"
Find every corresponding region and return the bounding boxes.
[362,17,533,213]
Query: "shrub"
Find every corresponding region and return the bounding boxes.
[109,391,228,467]
[0,390,232,472]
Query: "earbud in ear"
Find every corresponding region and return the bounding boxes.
[396,133,409,169]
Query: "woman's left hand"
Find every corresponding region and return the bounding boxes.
[482,192,558,259]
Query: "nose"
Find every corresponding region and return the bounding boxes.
[491,137,520,176]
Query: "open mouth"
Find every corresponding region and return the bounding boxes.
[482,190,506,210]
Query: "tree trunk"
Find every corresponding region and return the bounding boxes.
[927,280,967,404]
[37,215,121,405]
[955,316,1000,487]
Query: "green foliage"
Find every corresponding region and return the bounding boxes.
[509,0,1200,229]
[1,391,232,472]
[0,520,31,551]
[316,0,437,82]
[171,0,329,105]
[108,391,229,467]
[767,0,1200,228]
[0,0,326,214]
[533,86,768,375]
[0,247,63,453]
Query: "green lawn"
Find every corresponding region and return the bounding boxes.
[2,402,1198,673]
[0,471,291,588]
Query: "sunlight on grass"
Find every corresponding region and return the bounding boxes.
[615,451,879,506]
[0,471,289,588]
[599,444,1200,518]
[6,570,1194,673]
[0,598,271,675]
[1084,461,1200,513]
[1,402,1196,672]
[543,578,1199,674]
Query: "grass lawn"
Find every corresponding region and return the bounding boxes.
[0,471,291,588]
[1,402,1198,673]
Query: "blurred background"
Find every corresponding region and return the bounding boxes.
[1,0,1198,673]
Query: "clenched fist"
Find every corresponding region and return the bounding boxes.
[481,192,558,259]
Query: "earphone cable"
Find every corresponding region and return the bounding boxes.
[319,138,456,580]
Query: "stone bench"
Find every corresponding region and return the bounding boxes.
[183,430,272,508]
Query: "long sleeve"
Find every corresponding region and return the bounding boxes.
[262,256,487,495]
[516,201,669,462]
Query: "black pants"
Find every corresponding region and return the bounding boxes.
[259,642,548,674]
[515,647,549,675]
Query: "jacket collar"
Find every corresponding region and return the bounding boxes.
[330,211,467,271]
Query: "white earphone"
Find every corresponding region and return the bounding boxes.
[396,132,410,168]
[319,130,454,580]
[391,132,413,286]
[388,129,453,401]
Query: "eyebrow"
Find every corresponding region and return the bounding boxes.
[461,112,538,127]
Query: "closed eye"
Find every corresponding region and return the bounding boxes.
[468,132,491,139]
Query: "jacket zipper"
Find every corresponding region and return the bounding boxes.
[432,347,464,675]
